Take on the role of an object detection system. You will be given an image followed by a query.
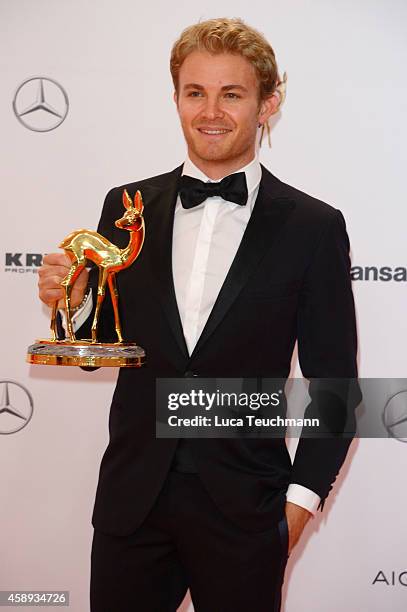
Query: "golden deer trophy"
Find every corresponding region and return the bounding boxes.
[27,189,146,367]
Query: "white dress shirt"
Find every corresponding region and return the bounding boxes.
[173,156,261,355]
[67,155,321,515]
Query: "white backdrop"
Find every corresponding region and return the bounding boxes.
[1,0,406,610]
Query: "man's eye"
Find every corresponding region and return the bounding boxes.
[225,93,240,99]
[188,91,203,97]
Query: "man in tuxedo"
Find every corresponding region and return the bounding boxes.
[38,17,359,612]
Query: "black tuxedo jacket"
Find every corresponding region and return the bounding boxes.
[76,164,360,536]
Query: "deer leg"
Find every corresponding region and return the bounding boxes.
[50,300,58,341]
[91,267,108,343]
[63,283,75,341]
[61,259,86,342]
[62,263,80,342]
[107,273,123,343]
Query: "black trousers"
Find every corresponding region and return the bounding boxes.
[90,470,289,612]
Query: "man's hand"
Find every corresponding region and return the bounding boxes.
[285,501,312,555]
[38,253,89,309]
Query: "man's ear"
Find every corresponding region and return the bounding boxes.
[258,93,280,125]
[173,90,178,108]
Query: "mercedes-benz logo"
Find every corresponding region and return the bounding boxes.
[383,390,407,443]
[12,77,69,132]
[0,380,34,434]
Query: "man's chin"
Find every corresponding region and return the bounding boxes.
[190,145,232,163]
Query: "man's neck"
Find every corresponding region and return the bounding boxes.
[187,151,257,180]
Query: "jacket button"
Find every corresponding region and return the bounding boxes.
[184,370,198,377]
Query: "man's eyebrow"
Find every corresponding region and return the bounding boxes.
[182,83,248,92]
[220,84,248,92]
[183,83,205,90]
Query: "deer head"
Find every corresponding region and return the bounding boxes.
[115,189,144,231]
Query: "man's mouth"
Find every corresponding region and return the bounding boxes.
[197,128,231,135]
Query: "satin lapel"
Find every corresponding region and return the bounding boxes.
[189,166,296,360]
[143,164,189,359]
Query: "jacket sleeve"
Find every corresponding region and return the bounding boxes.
[292,209,362,509]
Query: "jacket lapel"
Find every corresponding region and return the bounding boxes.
[189,166,296,360]
[142,164,189,360]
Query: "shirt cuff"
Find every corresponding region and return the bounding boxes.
[286,484,321,516]
[59,291,93,333]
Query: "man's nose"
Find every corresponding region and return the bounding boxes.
[201,96,224,120]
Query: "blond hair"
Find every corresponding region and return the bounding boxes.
[170,18,280,100]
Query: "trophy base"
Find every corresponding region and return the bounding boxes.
[26,340,145,368]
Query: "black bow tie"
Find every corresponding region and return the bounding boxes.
[178,172,248,209]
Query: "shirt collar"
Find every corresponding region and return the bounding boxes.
[182,155,262,202]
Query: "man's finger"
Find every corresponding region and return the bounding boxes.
[38,275,67,290]
[42,253,72,267]
[38,265,70,279]
[40,288,65,306]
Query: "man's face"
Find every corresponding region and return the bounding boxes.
[175,51,277,177]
